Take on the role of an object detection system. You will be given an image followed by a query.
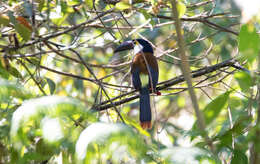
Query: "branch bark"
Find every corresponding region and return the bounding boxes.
[171,0,215,153]
[94,59,238,111]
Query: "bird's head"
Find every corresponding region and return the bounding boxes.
[114,39,153,54]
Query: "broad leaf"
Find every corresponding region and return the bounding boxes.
[193,91,231,131]
[14,23,31,41]
[8,66,23,79]
[231,150,248,164]
[115,2,131,10]
[0,78,32,101]
[234,71,253,93]
[10,96,96,152]
[0,60,9,79]
[177,1,186,18]
[238,24,260,63]
[85,0,93,9]
[75,123,148,164]
[160,147,217,163]
[0,14,10,26]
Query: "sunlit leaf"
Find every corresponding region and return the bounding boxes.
[193,91,231,131]
[0,60,9,79]
[8,66,23,79]
[234,71,253,92]
[177,1,186,18]
[14,23,31,41]
[123,115,150,137]
[115,2,131,10]
[204,91,230,124]
[0,78,32,101]
[85,0,93,9]
[75,123,148,164]
[139,9,155,26]
[177,96,185,108]
[238,24,260,63]
[60,0,68,14]
[228,96,243,110]
[38,0,45,11]
[160,147,217,163]
[51,13,69,26]
[0,14,10,26]
[214,111,251,147]
[10,96,96,151]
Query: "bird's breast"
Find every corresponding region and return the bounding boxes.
[132,52,158,74]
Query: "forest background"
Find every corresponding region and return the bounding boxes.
[0,0,260,163]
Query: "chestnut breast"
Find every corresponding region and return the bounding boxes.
[131,52,158,74]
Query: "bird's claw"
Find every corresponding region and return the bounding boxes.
[149,88,161,95]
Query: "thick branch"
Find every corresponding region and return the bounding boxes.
[171,0,214,153]
[94,59,237,111]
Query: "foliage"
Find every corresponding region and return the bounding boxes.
[0,0,260,163]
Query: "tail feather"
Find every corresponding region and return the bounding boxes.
[139,87,152,129]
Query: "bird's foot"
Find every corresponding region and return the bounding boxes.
[149,88,161,96]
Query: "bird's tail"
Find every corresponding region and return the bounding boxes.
[139,87,152,129]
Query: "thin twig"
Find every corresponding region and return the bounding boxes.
[69,48,125,124]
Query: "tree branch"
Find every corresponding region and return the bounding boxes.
[94,59,238,111]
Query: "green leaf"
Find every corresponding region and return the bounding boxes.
[52,14,69,26]
[214,111,251,147]
[220,46,231,61]
[231,150,248,164]
[160,147,217,163]
[177,1,186,18]
[0,60,9,79]
[29,58,40,65]
[85,0,93,9]
[75,123,148,164]
[60,0,68,14]
[115,2,131,10]
[74,79,84,91]
[234,71,253,92]
[0,15,10,26]
[151,0,158,6]
[46,78,56,95]
[238,24,260,63]
[139,9,156,26]
[0,78,32,101]
[193,91,231,130]
[228,96,243,111]
[10,96,96,152]
[204,91,230,124]
[38,0,45,11]
[8,66,23,79]
[7,11,31,41]
[35,138,56,161]
[14,23,31,41]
